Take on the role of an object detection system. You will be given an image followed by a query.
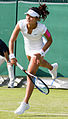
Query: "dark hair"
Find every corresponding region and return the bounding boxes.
[30,4,49,21]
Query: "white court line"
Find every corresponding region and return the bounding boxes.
[0,109,68,116]
[0,109,14,112]
[26,112,68,116]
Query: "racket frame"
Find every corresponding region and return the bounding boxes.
[16,62,49,95]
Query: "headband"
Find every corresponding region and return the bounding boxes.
[25,9,40,18]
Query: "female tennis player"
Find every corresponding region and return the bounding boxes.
[0,39,14,88]
[9,4,58,114]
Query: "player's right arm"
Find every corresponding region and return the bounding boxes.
[9,24,20,65]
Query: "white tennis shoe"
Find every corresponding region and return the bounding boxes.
[8,81,14,88]
[14,101,30,115]
[49,63,58,79]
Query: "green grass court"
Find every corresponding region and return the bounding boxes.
[0,87,68,119]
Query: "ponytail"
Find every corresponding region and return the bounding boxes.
[30,4,49,21]
[39,4,49,20]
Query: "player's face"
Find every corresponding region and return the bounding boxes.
[26,14,37,25]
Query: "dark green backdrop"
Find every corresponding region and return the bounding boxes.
[16,3,68,77]
[0,1,68,77]
[0,2,16,75]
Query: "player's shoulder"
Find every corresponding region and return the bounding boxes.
[17,19,27,29]
[38,22,46,30]
[18,19,26,25]
[37,22,47,32]
[38,22,46,27]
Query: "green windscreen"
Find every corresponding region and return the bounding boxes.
[0,2,16,75]
[15,2,68,77]
[0,1,68,77]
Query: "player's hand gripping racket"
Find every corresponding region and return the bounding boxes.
[16,62,49,95]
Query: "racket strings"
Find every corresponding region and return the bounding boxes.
[32,77,49,95]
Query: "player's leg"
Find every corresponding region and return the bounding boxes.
[7,63,14,88]
[40,58,58,79]
[14,56,40,114]
[0,55,15,88]
[40,36,58,79]
[27,55,58,79]
[40,57,53,70]
[24,56,40,103]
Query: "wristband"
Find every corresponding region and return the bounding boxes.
[9,53,15,60]
[40,49,45,56]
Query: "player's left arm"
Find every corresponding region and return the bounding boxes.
[42,29,53,52]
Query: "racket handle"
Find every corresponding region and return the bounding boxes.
[16,62,24,71]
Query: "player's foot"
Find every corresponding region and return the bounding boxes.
[49,63,58,79]
[14,101,30,115]
[8,81,14,88]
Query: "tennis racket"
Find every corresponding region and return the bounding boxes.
[16,62,49,95]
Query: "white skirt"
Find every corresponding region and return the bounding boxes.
[25,37,50,57]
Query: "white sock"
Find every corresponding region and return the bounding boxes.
[7,64,14,82]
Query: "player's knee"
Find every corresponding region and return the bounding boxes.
[27,69,35,75]
[32,57,40,65]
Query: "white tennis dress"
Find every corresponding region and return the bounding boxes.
[18,19,49,57]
